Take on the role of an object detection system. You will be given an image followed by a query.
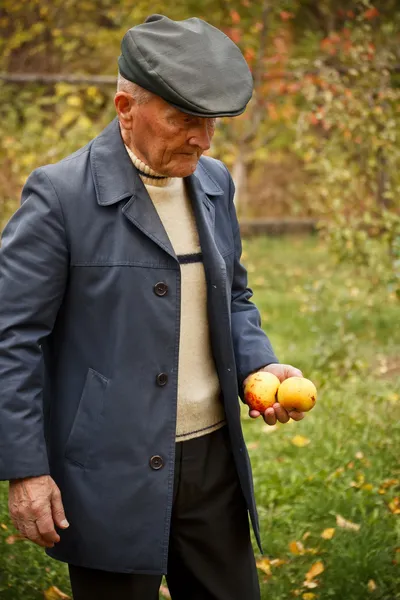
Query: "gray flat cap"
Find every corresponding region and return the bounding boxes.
[118,14,253,117]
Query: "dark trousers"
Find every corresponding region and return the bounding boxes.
[68,425,260,600]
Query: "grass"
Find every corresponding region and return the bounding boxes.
[0,234,399,599]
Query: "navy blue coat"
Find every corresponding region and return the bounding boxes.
[0,118,278,574]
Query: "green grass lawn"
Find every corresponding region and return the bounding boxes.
[1,234,399,599]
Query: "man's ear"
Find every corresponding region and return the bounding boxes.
[114,92,135,127]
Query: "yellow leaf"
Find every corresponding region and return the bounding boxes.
[5,534,25,544]
[43,586,71,600]
[256,558,272,576]
[305,561,324,581]
[302,531,311,540]
[355,451,364,459]
[289,540,305,555]
[336,514,360,531]
[270,558,287,567]
[388,497,400,514]
[66,95,82,108]
[367,579,377,592]
[303,581,318,589]
[379,479,399,494]
[1,523,8,530]
[361,483,374,492]
[303,593,317,599]
[248,442,259,450]
[291,435,311,447]
[159,584,171,599]
[321,528,335,540]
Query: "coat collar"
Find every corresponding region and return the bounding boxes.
[90,117,223,206]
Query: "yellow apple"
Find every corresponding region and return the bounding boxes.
[244,371,280,412]
[277,377,317,412]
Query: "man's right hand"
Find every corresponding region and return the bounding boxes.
[8,475,69,548]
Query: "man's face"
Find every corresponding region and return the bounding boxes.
[116,93,217,178]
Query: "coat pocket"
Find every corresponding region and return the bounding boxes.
[65,368,109,467]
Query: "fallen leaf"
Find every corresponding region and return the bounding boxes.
[159,585,171,599]
[289,540,305,555]
[270,558,287,567]
[291,435,311,447]
[336,514,360,531]
[262,424,278,433]
[388,497,400,514]
[303,593,317,599]
[292,590,302,597]
[256,558,272,576]
[355,451,364,459]
[361,483,374,492]
[1,523,8,530]
[248,442,259,450]
[367,579,377,592]
[43,586,71,600]
[302,531,311,540]
[303,581,318,589]
[321,528,335,540]
[327,466,345,480]
[305,561,324,581]
[5,534,25,544]
[378,479,399,494]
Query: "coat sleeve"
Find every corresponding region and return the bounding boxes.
[225,167,279,401]
[0,168,69,480]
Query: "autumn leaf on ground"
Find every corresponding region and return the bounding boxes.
[5,534,25,544]
[159,584,171,599]
[305,561,324,581]
[321,528,335,540]
[336,514,360,531]
[248,442,259,450]
[289,540,305,555]
[388,497,400,514]
[378,479,399,494]
[43,586,71,600]
[291,435,311,447]
[303,593,317,599]
[256,558,272,576]
[367,579,377,592]
[1,523,8,530]
[303,581,318,589]
[270,558,287,567]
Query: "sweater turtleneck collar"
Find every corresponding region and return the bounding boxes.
[124,145,174,187]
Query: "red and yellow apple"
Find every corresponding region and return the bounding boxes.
[244,371,280,412]
[277,377,317,412]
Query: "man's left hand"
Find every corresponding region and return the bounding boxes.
[243,363,305,426]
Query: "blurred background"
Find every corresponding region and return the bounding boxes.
[0,1,399,599]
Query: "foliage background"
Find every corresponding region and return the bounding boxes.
[0,1,399,598]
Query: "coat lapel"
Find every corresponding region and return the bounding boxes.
[122,181,176,260]
[91,117,176,260]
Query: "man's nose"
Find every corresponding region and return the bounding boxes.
[188,122,212,152]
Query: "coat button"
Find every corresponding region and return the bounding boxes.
[156,373,168,386]
[154,282,168,296]
[150,455,164,470]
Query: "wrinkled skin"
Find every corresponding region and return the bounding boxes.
[8,475,69,548]
[115,91,217,178]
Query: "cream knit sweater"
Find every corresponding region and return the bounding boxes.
[125,145,226,441]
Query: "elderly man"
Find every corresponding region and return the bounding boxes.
[0,14,304,600]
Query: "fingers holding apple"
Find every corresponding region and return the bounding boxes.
[244,370,316,426]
